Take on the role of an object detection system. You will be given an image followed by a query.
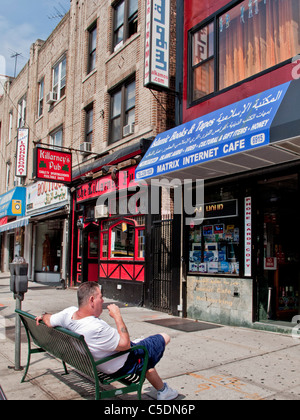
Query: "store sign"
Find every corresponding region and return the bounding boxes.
[16,128,29,177]
[33,147,72,184]
[76,167,136,203]
[244,197,252,277]
[144,0,170,90]
[26,182,69,214]
[264,257,277,271]
[136,82,290,180]
[203,199,238,220]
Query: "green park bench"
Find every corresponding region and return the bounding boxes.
[16,309,148,400]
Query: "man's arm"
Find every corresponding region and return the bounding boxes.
[35,313,53,327]
[107,304,131,351]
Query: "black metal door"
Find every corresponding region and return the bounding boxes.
[150,215,180,314]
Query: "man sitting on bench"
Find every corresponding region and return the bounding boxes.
[35,282,178,401]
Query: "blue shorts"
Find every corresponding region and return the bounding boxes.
[113,334,166,377]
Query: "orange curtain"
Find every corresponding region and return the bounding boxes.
[219,0,299,90]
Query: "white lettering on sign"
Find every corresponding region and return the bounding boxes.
[244,197,252,277]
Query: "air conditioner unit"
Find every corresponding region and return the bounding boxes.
[123,123,135,137]
[80,142,92,154]
[95,205,109,219]
[46,91,58,105]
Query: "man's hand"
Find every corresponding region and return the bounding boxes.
[35,313,52,327]
[107,304,122,320]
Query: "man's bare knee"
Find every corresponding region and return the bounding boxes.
[160,333,171,346]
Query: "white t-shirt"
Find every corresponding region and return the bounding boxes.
[50,307,128,374]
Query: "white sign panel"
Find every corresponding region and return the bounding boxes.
[26,181,69,215]
[16,128,29,177]
[244,197,252,277]
[144,0,170,90]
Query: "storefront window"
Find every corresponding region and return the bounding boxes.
[110,222,134,258]
[189,217,240,275]
[35,222,62,272]
[100,216,145,261]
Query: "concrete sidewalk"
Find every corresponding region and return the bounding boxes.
[1,273,300,401]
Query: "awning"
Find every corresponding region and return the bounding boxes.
[0,216,30,233]
[135,80,300,182]
[0,187,26,218]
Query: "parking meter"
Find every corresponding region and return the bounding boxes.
[10,262,28,300]
[9,259,28,371]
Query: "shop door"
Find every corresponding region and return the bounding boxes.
[82,225,99,283]
[257,175,300,322]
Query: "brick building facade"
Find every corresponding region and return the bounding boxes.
[0,0,177,305]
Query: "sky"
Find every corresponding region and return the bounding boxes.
[0,0,70,77]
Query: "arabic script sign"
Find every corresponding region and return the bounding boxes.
[136,82,290,180]
[144,0,170,90]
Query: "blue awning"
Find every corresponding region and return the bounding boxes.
[136,81,300,181]
[0,216,30,233]
[0,187,26,218]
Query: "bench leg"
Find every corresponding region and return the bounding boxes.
[21,351,31,383]
[62,361,69,375]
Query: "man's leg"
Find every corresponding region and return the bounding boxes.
[145,333,170,390]
[146,367,164,390]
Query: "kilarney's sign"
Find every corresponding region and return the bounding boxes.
[33,147,72,184]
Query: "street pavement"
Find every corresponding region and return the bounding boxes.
[1,273,300,401]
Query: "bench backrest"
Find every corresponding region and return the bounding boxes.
[16,310,98,381]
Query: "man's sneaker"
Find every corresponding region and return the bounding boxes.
[157,383,179,400]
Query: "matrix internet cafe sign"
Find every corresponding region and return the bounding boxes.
[144,0,170,90]
[33,147,72,184]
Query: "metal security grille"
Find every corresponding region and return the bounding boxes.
[151,216,173,313]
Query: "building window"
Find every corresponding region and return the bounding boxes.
[6,161,11,192]
[191,22,215,102]
[53,57,66,100]
[88,24,97,74]
[100,217,145,261]
[85,105,94,143]
[38,78,44,117]
[110,78,136,144]
[113,0,138,51]
[17,96,26,128]
[50,128,63,150]
[189,0,300,103]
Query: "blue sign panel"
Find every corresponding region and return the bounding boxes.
[0,187,26,218]
[136,82,291,180]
